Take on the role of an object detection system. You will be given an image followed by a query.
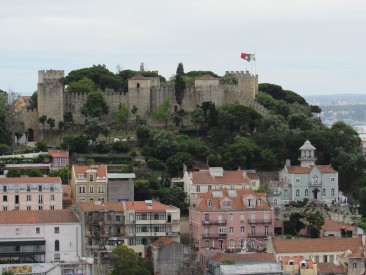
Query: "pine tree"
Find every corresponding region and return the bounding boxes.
[175,63,186,105]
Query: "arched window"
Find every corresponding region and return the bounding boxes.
[331,188,335,196]
[284,189,288,197]
[273,198,278,206]
[322,189,326,196]
[228,239,235,248]
[55,240,60,252]
[296,189,300,197]
[305,189,309,197]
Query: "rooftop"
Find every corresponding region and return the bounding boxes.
[210,252,276,263]
[287,164,337,174]
[150,237,178,248]
[0,209,79,224]
[73,165,107,178]
[48,149,69,158]
[191,170,250,185]
[77,201,124,212]
[125,201,178,212]
[0,177,61,184]
[322,219,355,232]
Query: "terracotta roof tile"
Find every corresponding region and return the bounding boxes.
[77,202,124,212]
[192,170,249,185]
[210,252,276,263]
[73,165,107,178]
[247,173,260,180]
[125,201,177,212]
[150,237,178,248]
[0,177,61,184]
[317,165,337,173]
[322,219,355,232]
[317,262,345,273]
[0,209,79,224]
[48,149,69,158]
[273,237,362,253]
[287,165,337,174]
[195,189,269,210]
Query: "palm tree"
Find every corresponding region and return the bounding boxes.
[47,118,55,140]
[58,121,65,141]
[39,115,47,140]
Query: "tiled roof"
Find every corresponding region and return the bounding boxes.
[281,256,314,269]
[0,209,79,224]
[150,237,178,248]
[247,173,260,180]
[210,252,276,263]
[77,202,124,212]
[317,262,345,273]
[73,165,107,178]
[195,189,269,210]
[192,170,249,185]
[125,201,177,211]
[0,177,61,184]
[287,165,336,174]
[322,219,355,232]
[48,149,69,158]
[340,247,366,258]
[272,237,362,253]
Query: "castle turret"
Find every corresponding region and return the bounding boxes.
[37,70,64,135]
[128,75,152,119]
[298,140,317,167]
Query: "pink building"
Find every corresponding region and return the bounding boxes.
[190,189,274,251]
[48,150,69,170]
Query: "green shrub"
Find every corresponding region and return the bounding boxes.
[112,141,129,153]
[95,143,110,153]
[147,157,164,170]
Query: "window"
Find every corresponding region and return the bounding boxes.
[240,227,245,233]
[54,227,59,234]
[273,198,278,206]
[3,195,7,202]
[205,214,209,221]
[208,200,212,207]
[50,194,55,201]
[223,201,231,207]
[323,255,328,263]
[27,185,30,191]
[39,206,43,210]
[136,83,140,88]
[284,189,288,197]
[331,177,335,182]
[26,195,31,201]
[116,215,121,222]
[240,212,245,221]
[218,227,226,233]
[79,186,86,194]
[39,185,43,192]
[331,188,335,196]
[314,256,319,263]
[89,174,94,181]
[305,189,309,197]
[196,185,200,192]
[229,227,234,233]
[15,227,20,235]
[3,186,7,192]
[229,213,234,220]
[251,181,256,187]
[54,253,60,262]
[3,207,7,211]
[204,240,210,247]
[98,197,104,202]
[329,255,334,262]
[228,239,235,248]
[26,206,31,210]
[265,226,269,236]
[296,178,300,183]
[15,206,19,211]
[50,186,54,192]
[251,226,256,236]
[296,189,300,197]
[55,240,60,252]
[98,185,105,194]
[90,198,94,202]
[208,185,211,190]
[322,189,326,196]
[230,185,234,189]
[258,198,262,205]
[50,205,55,210]
[353,263,357,268]
[248,199,253,207]
[89,186,94,194]
[15,196,19,204]
[36,227,40,234]
[38,195,43,204]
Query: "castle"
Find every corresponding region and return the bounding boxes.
[20,69,268,141]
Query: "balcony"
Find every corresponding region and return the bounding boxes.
[248,219,272,224]
[85,244,104,250]
[202,233,227,239]
[202,220,227,225]
[247,233,270,238]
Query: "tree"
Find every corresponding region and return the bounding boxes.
[171,109,186,127]
[304,210,324,238]
[27,168,43,177]
[14,131,23,145]
[35,141,48,152]
[67,77,97,94]
[174,63,186,105]
[135,125,150,147]
[58,121,65,141]
[288,212,306,235]
[39,115,47,140]
[49,167,71,184]
[152,97,171,127]
[191,107,205,132]
[166,152,194,177]
[0,91,12,145]
[219,73,238,85]
[47,118,55,140]
[2,269,15,275]
[153,186,188,213]
[114,104,130,134]
[81,91,109,118]
[84,118,109,148]
[110,245,150,275]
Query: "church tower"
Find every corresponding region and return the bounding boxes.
[298,140,317,167]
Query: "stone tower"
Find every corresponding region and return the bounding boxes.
[37,70,65,130]
[298,140,317,167]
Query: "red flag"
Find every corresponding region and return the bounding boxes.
[241,52,252,62]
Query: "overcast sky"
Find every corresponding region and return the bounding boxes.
[1,0,365,96]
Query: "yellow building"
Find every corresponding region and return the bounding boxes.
[71,165,107,203]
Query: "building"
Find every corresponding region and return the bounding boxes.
[149,237,190,275]
[71,165,108,203]
[124,200,180,257]
[183,167,261,205]
[0,177,63,211]
[0,209,81,264]
[107,173,135,202]
[321,219,364,238]
[190,189,274,252]
[337,246,366,275]
[280,256,317,275]
[267,236,366,264]
[268,140,339,206]
[207,252,281,275]
[48,149,69,170]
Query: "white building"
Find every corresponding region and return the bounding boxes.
[0,177,63,211]
[0,209,81,264]
[267,140,339,206]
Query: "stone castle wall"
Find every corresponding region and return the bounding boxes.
[26,69,267,133]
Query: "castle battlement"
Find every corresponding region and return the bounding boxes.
[38,70,64,83]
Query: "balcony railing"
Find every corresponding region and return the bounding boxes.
[248,219,272,224]
[247,233,270,238]
[202,220,227,225]
[202,233,227,238]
